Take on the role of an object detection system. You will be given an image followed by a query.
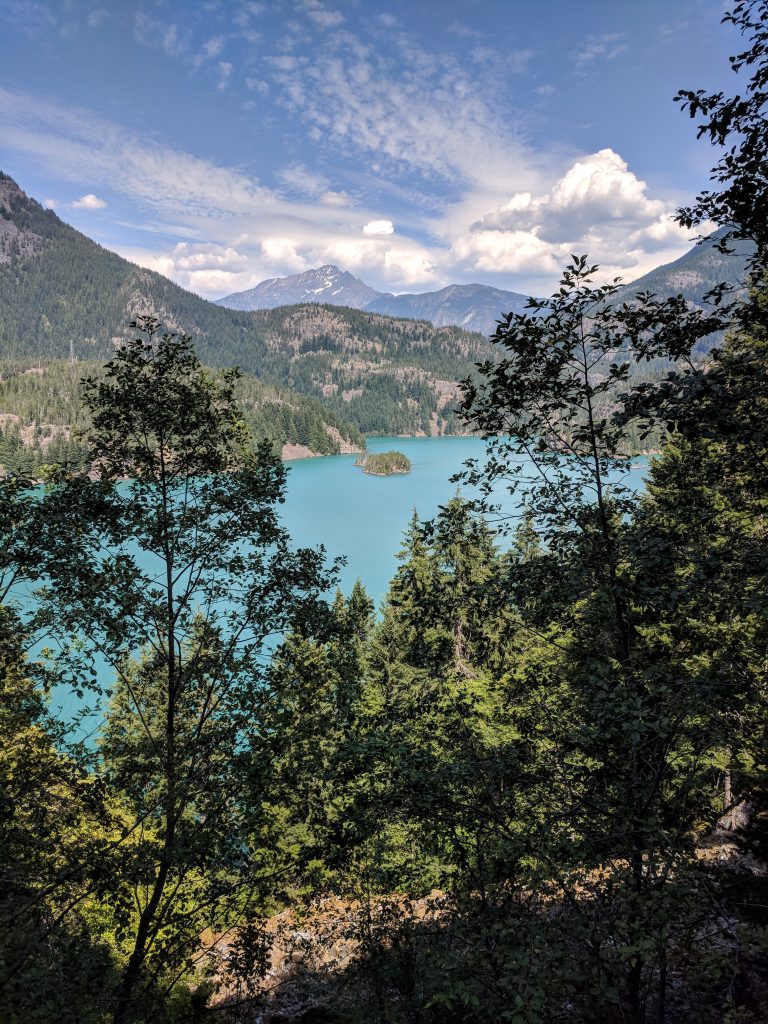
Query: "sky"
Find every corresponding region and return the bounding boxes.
[0,0,742,300]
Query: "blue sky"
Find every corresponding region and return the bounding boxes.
[0,0,740,299]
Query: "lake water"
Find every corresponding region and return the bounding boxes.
[43,436,646,729]
[282,435,493,609]
[282,436,646,608]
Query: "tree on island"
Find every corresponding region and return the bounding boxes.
[355,450,411,475]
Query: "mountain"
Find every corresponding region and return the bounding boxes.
[0,173,494,437]
[366,283,531,332]
[216,232,750,338]
[216,265,531,336]
[615,228,752,310]
[0,172,753,443]
[216,265,383,311]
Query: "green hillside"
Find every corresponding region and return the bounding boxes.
[0,358,365,476]
[0,172,492,436]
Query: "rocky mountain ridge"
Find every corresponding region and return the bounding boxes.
[216,234,751,338]
[217,264,532,335]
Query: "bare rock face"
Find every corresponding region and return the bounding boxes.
[0,175,48,264]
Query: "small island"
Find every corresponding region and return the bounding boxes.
[355,450,411,476]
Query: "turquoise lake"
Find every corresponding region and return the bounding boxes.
[281,435,495,609]
[281,435,646,608]
[45,435,646,730]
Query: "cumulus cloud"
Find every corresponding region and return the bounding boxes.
[451,229,563,277]
[170,242,248,271]
[471,149,665,242]
[315,237,438,287]
[72,193,107,209]
[442,148,697,285]
[261,238,307,272]
[363,219,394,236]
[42,197,58,209]
[120,243,258,299]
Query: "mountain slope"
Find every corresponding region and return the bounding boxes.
[216,263,532,336]
[217,265,384,311]
[0,173,495,436]
[0,358,366,474]
[615,229,752,309]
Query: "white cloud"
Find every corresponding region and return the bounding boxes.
[437,148,701,286]
[170,242,249,271]
[72,193,106,209]
[0,89,701,298]
[320,190,353,207]
[315,237,438,287]
[42,197,57,209]
[451,229,563,276]
[571,33,628,67]
[261,238,307,272]
[133,13,188,58]
[0,88,277,218]
[363,219,394,236]
[278,163,328,195]
[266,28,543,194]
[471,149,666,242]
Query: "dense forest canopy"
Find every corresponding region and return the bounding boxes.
[1,3,768,1022]
[0,354,366,475]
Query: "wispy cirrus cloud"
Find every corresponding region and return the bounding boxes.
[133,12,189,58]
[571,32,628,67]
[266,27,543,195]
[0,88,275,217]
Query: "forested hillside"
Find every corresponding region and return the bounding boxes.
[0,354,365,475]
[0,173,492,436]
